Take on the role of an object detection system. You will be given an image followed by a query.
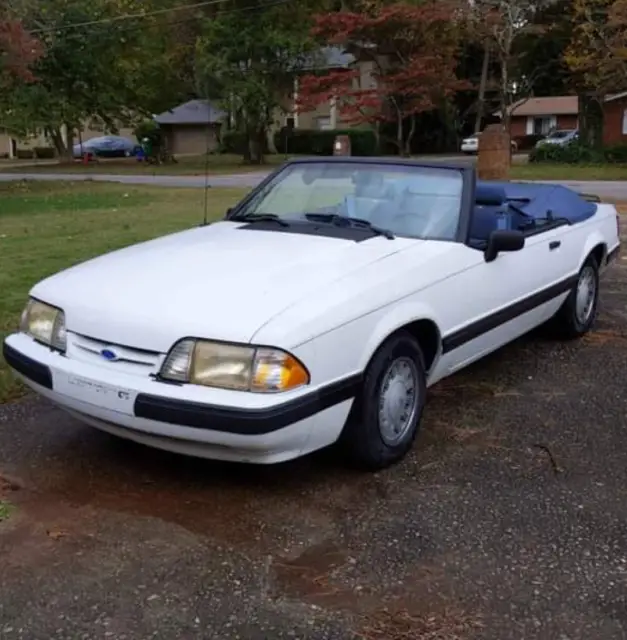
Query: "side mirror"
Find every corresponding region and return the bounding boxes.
[484,229,525,262]
[224,207,232,219]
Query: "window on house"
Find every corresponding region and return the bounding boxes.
[622,108,627,135]
[532,116,555,135]
[315,116,332,130]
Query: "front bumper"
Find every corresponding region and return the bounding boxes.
[3,333,358,463]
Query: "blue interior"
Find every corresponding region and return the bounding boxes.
[469,181,598,247]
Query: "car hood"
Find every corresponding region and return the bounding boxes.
[31,221,417,352]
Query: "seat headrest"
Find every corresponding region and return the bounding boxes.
[475,183,506,206]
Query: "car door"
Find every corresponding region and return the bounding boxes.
[433,222,572,378]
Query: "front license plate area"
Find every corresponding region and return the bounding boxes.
[54,372,136,415]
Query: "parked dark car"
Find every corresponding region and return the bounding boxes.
[73,135,141,159]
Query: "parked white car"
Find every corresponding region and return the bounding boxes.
[3,158,621,470]
[461,132,518,154]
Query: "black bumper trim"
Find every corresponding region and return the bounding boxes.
[2,340,53,390]
[134,373,362,435]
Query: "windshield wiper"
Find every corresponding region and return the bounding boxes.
[235,213,290,227]
[304,213,395,240]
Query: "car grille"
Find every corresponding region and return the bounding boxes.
[67,332,163,377]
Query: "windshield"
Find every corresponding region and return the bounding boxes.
[547,130,573,139]
[233,161,464,241]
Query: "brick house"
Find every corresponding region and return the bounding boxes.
[602,92,627,145]
[506,96,579,138]
[500,94,627,145]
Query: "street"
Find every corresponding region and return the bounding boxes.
[3,163,627,200]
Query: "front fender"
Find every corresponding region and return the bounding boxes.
[358,302,441,372]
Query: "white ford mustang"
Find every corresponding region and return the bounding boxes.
[3,158,621,471]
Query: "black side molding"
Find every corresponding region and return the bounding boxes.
[2,340,53,389]
[134,373,362,435]
[441,274,577,354]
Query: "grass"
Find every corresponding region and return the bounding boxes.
[0,153,293,176]
[6,152,627,181]
[0,501,14,522]
[0,180,249,404]
[510,163,627,181]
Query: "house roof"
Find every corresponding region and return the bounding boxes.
[605,91,627,103]
[297,46,355,71]
[508,96,579,117]
[154,100,225,125]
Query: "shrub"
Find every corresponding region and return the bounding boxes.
[528,141,605,164]
[33,146,56,159]
[218,130,271,155]
[134,119,161,146]
[15,149,35,159]
[513,134,545,151]
[273,128,378,156]
[603,144,627,163]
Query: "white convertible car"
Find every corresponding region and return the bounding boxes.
[3,158,621,470]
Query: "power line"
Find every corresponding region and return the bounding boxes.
[105,0,295,35]
[29,0,249,35]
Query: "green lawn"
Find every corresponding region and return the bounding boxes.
[510,163,627,181]
[0,181,249,403]
[0,153,294,176]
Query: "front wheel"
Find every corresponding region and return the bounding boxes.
[552,256,600,339]
[340,332,427,471]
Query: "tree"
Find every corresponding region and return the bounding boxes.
[513,0,572,98]
[195,0,321,164]
[1,0,192,158]
[297,1,467,155]
[465,1,552,135]
[564,0,627,147]
[0,18,42,86]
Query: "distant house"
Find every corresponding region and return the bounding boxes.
[154,100,226,155]
[288,46,360,131]
[504,96,579,138]
[0,119,136,159]
[602,92,627,145]
[498,93,627,146]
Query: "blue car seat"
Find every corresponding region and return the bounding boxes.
[470,183,509,247]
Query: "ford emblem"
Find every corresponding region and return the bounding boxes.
[101,348,119,362]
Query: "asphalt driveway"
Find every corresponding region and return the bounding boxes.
[1,246,627,639]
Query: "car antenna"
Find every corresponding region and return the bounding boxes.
[201,90,212,227]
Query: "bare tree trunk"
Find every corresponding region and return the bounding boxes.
[49,127,69,159]
[404,114,417,156]
[578,92,604,148]
[474,42,490,133]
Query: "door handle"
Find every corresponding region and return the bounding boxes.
[549,241,561,250]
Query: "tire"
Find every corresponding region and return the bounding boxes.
[552,255,600,339]
[340,331,427,471]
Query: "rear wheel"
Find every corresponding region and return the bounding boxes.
[340,332,427,471]
[552,256,600,339]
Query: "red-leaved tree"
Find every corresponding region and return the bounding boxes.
[0,19,42,88]
[297,1,468,155]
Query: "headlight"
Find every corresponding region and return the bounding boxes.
[160,339,310,393]
[19,298,67,352]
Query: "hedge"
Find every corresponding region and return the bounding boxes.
[220,130,269,155]
[273,127,378,156]
[512,134,545,151]
[33,146,56,159]
[529,141,627,164]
